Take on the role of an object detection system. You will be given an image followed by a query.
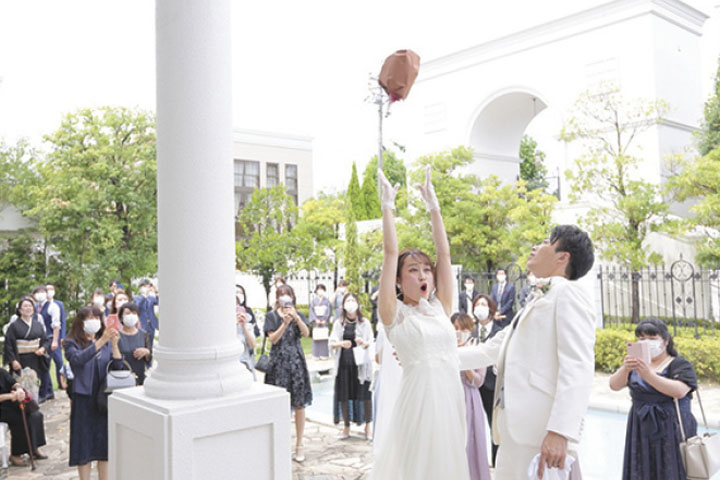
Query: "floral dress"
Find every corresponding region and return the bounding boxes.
[263,310,312,408]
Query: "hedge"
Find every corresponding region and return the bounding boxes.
[595,326,720,383]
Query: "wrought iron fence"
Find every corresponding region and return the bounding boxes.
[597,259,719,337]
[457,262,531,307]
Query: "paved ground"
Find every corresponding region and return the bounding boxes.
[3,366,719,479]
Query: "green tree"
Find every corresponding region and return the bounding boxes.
[519,135,549,192]
[360,167,381,220]
[344,205,361,294]
[363,151,408,213]
[697,59,720,156]
[409,146,557,271]
[9,107,157,307]
[347,162,364,220]
[561,88,677,323]
[0,233,47,322]
[295,193,346,285]
[667,147,720,264]
[235,185,307,310]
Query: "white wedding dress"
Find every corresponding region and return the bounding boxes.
[371,296,470,480]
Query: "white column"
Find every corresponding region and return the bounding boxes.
[143,0,250,400]
[109,2,291,478]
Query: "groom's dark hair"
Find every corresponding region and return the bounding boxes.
[550,225,594,280]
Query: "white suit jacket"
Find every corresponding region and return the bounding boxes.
[458,276,595,447]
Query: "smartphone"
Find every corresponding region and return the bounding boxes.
[236,305,246,315]
[626,342,650,364]
[106,314,119,331]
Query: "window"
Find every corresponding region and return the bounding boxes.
[267,163,279,188]
[285,164,298,204]
[234,160,260,211]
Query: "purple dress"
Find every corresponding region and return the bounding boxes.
[461,368,492,480]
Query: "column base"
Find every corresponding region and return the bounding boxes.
[109,383,291,480]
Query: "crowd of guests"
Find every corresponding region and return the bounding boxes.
[0,271,703,479]
[1,279,157,478]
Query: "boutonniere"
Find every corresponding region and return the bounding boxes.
[533,279,553,298]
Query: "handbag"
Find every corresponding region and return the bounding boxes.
[312,326,329,341]
[105,360,137,392]
[255,337,271,373]
[674,389,720,479]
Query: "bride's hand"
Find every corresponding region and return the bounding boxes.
[416,166,440,212]
[378,169,400,212]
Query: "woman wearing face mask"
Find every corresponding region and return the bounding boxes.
[117,302,152,385]
[330,293,374,441]
[470,293,501,467]
[609,318,698,480]
[263,285,312,463]
[90,289,108,318]
[451,313,491,480]
[309,284,332,359]
[235,284,259,337]
[63,306,123,480]
[3,296,51,380]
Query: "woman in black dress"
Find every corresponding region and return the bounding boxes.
[117,302,152,385]
[63,305,123,480]
[0,367,47,466]
[329,292,374,440]
[263,284,312,463]
[609,318,698,480]
[3,297,50,380]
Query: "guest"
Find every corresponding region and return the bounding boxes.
[63,306,123,480]
[236,284,259,337]
[236,294,257,380]
[309,284,332,359]
[451,313,491,480]
[490,269,514,327]
[263,285,312,463]
[471,293,503,466]
[331,280,349,320]
[109,290,130,315]
[133,280,159,350]
[90,289,107,318]
[34,285,60,402]
[0,367,47,466]
[610,318,698,480]
[369,285,380,334]
[330,293,373,440]
[458,275,480,314]
[117,302,152,385]
[3,297,50,383]
[518,272,535,308]
[45,282,67,395]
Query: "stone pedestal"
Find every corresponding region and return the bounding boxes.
[109,384,290,479]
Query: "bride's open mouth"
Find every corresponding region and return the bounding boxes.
[420,283,428,294]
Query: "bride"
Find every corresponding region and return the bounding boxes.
[372,167,471,479]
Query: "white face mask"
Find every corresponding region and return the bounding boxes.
[93,297,105,307]
[84,319,102,335]
[122,314,139,327]
[344,302,358,314]
[35,292,47,303]
[236,294,245,304]
[497,274,506,283]
[639,338,665,359]
[316,290,325,298]
[278,295,293,308]
[148,291,156,298]
[140,287,149,296]
[473,306,489,321]
[46,289,55,299]
[464,283,474,292]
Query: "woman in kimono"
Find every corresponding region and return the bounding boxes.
[609,318,698,480]
[309,284,332,359]
[3,296,50,379]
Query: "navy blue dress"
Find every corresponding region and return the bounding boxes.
[263,311,312,408]
[622,356,698,480]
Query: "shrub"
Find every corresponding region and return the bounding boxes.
[595,327,720,382]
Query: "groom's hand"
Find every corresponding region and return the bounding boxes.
[537,431,568,479]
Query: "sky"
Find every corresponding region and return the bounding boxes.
[1,0,717,194]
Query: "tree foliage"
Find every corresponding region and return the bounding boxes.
[4,107,158,309]
[667,147,720,264]
[360,167,381,220]
[519,135,549,192]
[294,193,346,282]
[347,162,363,220]
[344,205,361,294]
[363,151,408,214]
[697,58,720,156]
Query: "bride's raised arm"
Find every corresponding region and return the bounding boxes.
[417,167,453,316]
[378,169,400,327]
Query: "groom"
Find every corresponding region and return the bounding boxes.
[459,225,595,479]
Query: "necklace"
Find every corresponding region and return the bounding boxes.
[345,317,357,324]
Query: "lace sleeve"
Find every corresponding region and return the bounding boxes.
[383,299,406,334]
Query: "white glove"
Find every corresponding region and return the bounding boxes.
[416,166,440,212]
[378,169,400,212]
